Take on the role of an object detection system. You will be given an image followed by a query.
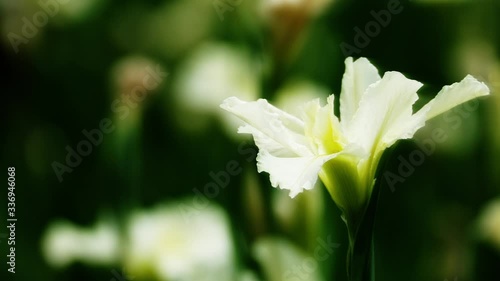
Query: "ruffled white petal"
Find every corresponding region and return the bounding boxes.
[221,97,313,156]
[340,57,381,128]
[381,74,490,150]
[238,125,298,157]
[419,75,490,120]
[256,151,338,198]
[222,96,347,198]
[345,71,423,153]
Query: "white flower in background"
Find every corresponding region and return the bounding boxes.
[124,201,235,281]
[478,198,500,251]
[221,57,489,224]
[173,42,260,138]
[253,236,325,281]
[41,201,235,281]
[41,218,119,268]
[238,270,263,281]
[274,80,330,116]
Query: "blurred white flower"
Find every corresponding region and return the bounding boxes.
[238,270,262,281]
[272,185,324,249]
[478,198,500,251]
[124,201,235,281]
[253,236,325,281]
[41,218,120,268]
[173,42,260,138]
[274,80,330,116]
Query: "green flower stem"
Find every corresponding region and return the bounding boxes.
[346,189,377,281]
[343,147,394,281]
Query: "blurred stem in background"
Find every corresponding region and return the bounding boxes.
[113,109,143,210]
[109,56,162,214]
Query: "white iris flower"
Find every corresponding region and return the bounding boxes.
[221,57,489,223]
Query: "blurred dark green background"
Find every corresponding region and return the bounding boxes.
[1,0,499,280]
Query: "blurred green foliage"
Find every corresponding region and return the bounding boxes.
[1,0,499,280]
